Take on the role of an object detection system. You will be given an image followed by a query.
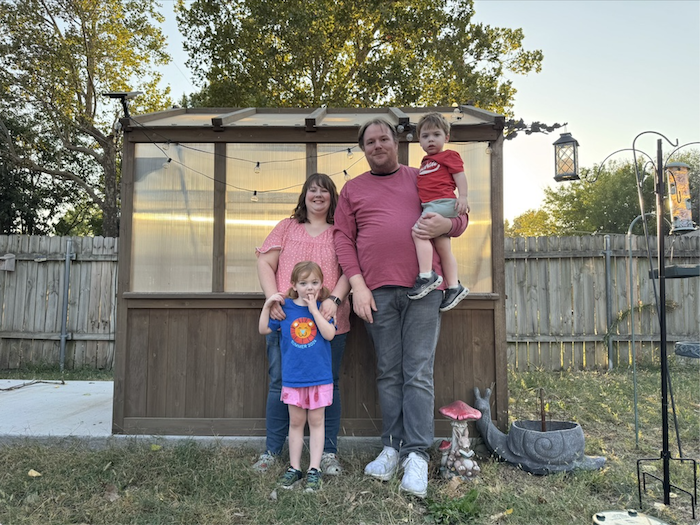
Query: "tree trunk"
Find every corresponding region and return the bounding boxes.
[101,141,120,238]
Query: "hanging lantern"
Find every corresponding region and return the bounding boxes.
[553,133,580,182]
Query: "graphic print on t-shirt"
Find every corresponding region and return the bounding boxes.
[290,317,317,346]
[419,160,441,176]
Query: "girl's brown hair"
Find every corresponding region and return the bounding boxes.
[292,173,338,225]
[286,261,330,301]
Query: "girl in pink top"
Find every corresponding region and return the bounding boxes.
[254,173,350,476]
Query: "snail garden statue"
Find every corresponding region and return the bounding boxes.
[473,387,605,475]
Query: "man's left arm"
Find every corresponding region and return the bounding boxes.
[413,212,467,240]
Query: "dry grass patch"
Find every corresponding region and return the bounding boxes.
[1,360,697,524]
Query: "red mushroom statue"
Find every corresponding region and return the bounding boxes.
[438,400,482,479]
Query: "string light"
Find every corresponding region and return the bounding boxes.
[132,119,366,194]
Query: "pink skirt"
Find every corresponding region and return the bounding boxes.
[281,384,333,410]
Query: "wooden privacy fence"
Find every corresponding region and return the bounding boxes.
[506,234,700,370]
[0,234,698,371]
[0,235,118,370]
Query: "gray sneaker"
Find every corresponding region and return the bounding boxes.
[252,452,277,473]
[399,452,428,498]
[364,446,399,481]
[439,283,469,312]
[320,452,342,475]
[407,271,443,300]
[278,466,303,489]
[305,468,323,492]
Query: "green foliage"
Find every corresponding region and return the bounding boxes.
[0,0,172,236]
[525,151,700,236]
[1,364,113,381]
[53,200,105,237]
[176,0,543,116]
[543,161,654,235]
[505,209,558,237]
[508,150,698,237]
[0,112,77,234]
[427,489,480,524]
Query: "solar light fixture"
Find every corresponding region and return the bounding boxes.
[101,91,143,118]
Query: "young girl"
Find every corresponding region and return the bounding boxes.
[258,261,336,491]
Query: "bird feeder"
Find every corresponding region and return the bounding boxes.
[666,162,695,234]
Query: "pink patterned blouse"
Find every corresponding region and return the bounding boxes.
[256,218,351,334]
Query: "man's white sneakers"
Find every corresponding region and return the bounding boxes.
[399,452,428,498]
[364,446,399,481]
[365,448,428,498]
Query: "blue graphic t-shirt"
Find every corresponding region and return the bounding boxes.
[268,299,333,388]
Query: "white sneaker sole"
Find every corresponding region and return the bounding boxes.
[399,482,427,498]
[364,467,397,481]
[407,275,443,300]
[439,286,470,312]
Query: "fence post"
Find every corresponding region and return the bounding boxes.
[59,238,75,372]
[604,235,614,369]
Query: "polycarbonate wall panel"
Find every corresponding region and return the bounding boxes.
[317,143,369,194]
[409,142,493,292]
[131,143,215,292]
[225,144,307,292]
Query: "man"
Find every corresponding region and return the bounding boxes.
[333,118,468,498]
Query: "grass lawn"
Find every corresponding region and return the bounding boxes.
[0,359,698,524]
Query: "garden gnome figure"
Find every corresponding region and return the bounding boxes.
[438,400,482,479]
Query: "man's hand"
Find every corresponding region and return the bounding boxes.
[352,286,377,324]
[268,296,286,321]
[320,298,338,322]
[413,212,452,240]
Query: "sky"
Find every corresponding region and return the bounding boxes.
[157,0,700,221]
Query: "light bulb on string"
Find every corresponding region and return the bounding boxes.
[162,158,172,170]
[254,162,261,174]
[251,190,259,202]
[347,148,354,159]
[344,170,350,181]
[163,141,170,151]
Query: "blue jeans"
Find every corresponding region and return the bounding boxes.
[364,287,442,462]
[264,331,347,455]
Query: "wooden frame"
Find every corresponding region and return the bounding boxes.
[113,106,509,436]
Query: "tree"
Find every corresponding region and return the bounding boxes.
[0,111,78,234]
[0,0,172,237]
[504,209,558,238]
[538,151,699,236]
[175,0,543,116]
